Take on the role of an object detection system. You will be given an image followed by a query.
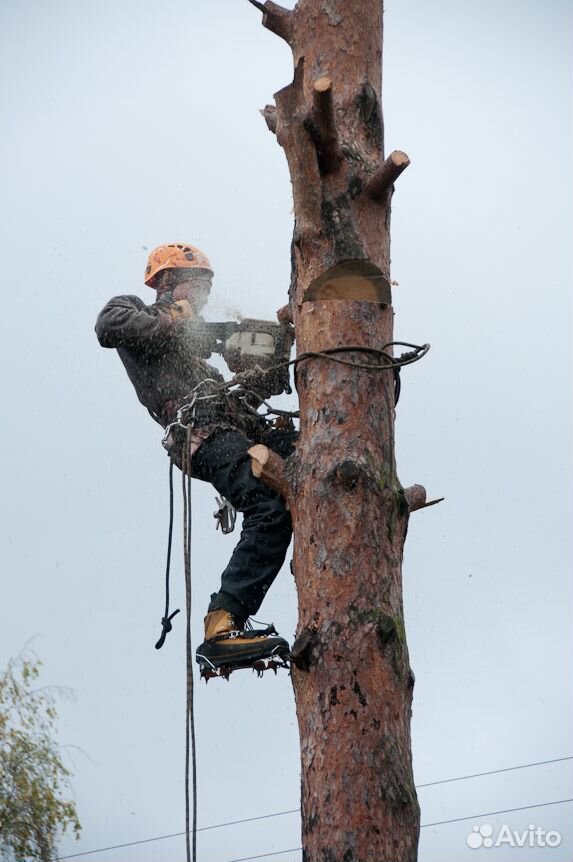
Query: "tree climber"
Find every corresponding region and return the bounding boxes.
[95,243,294,676]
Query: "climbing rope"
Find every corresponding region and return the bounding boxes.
[161,342,428,434]
[222,341,430,419]
[182,433,197,862]
[155,422,199,859]
[292,341,430,371]
[155,460,180,650]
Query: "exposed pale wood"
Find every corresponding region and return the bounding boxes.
[311,77,342,174]
[303,261,392,304]
[276,302,293,324]
[367,149,411,201]
[404,484,445,512]
[404,484,426,510]
[247,444,290,499]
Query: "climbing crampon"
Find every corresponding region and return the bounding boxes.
[196,623,290,681]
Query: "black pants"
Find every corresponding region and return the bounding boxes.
[190,428,297,622]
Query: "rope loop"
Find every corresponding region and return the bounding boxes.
[155,609,181,650]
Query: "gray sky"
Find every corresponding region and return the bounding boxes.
[1,1,572,861]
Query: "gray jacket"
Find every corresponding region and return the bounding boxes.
[95,294,263,438]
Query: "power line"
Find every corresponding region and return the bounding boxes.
[416,755,573,789]
[54,756,573,861]
[225,799,573,862]
[420,797,573,829]
[54,810,298,860]
[227,849,302,862]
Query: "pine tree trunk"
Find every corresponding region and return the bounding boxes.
[252,2,420,859]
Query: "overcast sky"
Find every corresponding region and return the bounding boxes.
[1,1,572,861]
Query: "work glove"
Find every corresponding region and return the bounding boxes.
[161,298,194,321]
[154,289,195,321]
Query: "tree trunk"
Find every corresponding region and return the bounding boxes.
[251,1,420,859]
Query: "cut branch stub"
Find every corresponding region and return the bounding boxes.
[403,484,426,510]
[274,57,323,237]
[261,104,278,134]
[311,77,342,175]
[248,444,290,500]
[334,459,361,489]
[403,484,445,512]
[290,628,319,671]
[366,150,411,201]
[247,0,294,45]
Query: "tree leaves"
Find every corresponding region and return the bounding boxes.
[0,654,81,862]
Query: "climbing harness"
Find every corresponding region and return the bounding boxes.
[161,392,198,451]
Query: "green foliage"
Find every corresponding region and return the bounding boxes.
[0,654,81,861]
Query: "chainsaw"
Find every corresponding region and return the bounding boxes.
[184,318,294,396]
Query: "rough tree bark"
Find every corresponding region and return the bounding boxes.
[249,1,421,859]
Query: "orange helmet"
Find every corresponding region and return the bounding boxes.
[144,243,213,287]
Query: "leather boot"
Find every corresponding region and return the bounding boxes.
[196,609,289,675]
[203,609,244,640]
